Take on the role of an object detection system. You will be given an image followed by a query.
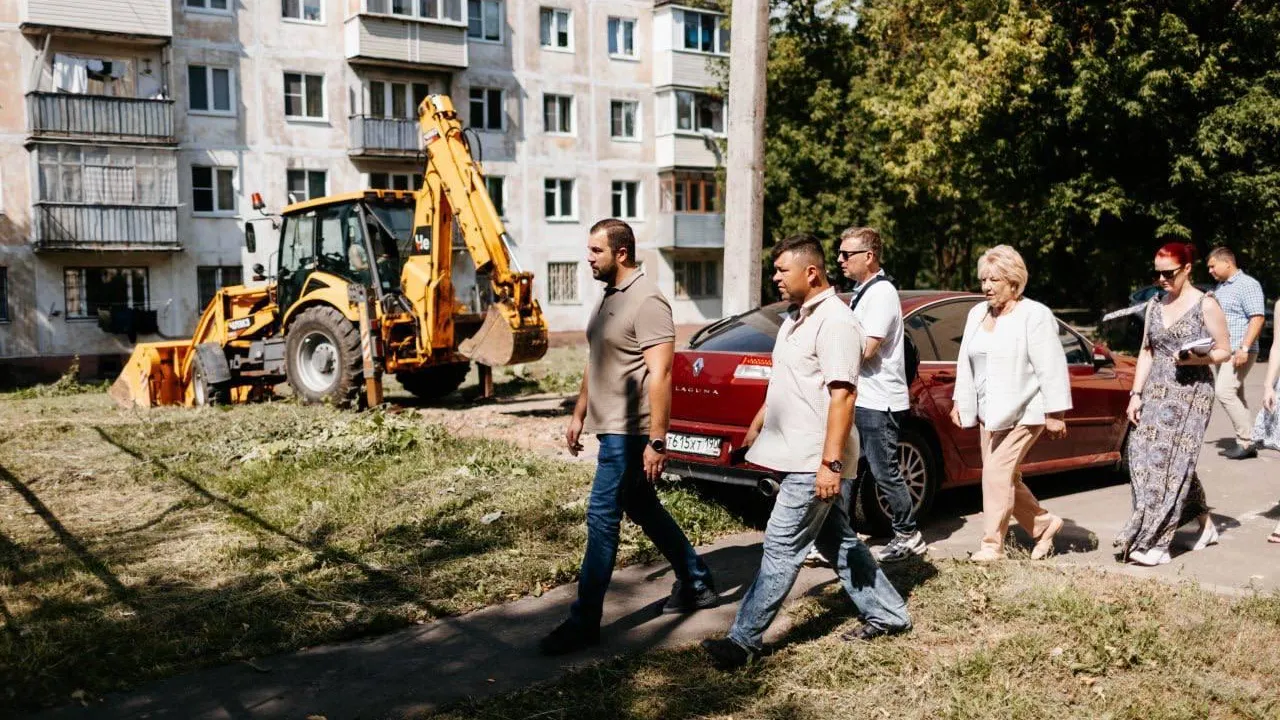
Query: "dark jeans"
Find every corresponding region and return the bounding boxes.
[568,434,713,629]
[856,408,916,536]
[728,474,911,651]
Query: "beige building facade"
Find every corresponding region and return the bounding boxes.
[0,0,726,374]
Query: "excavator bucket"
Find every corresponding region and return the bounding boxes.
[108,341,192,409]
[458,301,549,367]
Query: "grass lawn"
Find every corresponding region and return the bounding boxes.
[0,373,744,713]
[440,560,1280,719]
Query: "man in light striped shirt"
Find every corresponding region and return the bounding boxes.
[1206,246,1267,459]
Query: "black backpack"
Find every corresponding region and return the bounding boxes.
[849,275,921,387]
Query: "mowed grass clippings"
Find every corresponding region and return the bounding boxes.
[437,562,1280,720]
[0,389,746,712]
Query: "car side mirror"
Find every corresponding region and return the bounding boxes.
[1093,344,1115,369]
[252,263,266,282]
[245,223,257,253]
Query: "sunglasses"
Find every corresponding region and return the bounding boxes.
[1153,268,1182,281]
[838,248,872,261]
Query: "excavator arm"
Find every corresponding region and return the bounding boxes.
[408,94,548,367]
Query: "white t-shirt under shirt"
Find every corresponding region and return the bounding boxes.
[849,271,911,412]
[966,325,995,423]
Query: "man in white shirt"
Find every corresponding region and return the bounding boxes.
[838,227,926,562]
[700,233,911,670]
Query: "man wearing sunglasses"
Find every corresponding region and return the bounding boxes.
[1206,247,1267,460]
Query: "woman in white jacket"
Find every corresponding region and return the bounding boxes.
[949,245,1073,562]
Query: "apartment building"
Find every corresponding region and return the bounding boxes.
[0,0,728,374]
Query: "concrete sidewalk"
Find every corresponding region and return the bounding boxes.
[35,374,1280,719]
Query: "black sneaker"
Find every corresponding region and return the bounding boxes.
[840,623,910,642]
[701,637,756,670]
[539,620,600,656]
[1223,444,1258,460]
[874,531,927,563]
[662,579,720,614]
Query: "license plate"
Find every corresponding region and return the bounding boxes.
[666,432,722,457]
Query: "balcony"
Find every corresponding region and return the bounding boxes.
[33,204,181,252]
[344,13,468,69]
[20,0,172,40]
[656,134,722,170]
[28,93,175,145]
[658,213,724,250]
[349,115,420,156]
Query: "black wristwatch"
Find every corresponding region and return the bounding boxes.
[822,458,844,474]
[648,438,666,454]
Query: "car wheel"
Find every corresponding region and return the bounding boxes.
[856,425,941,538]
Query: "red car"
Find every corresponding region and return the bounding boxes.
[666,291,1135,535]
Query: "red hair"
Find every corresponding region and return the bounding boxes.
[1155,242,1196,266]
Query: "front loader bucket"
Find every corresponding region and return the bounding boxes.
[458,302,549,367]
[108,341,192,409]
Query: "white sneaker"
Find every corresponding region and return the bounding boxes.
[803,548,830,567]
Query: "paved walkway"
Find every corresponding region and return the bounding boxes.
[35,376,1280,719]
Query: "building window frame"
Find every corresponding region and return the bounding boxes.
[610,99,639,141]
[368,172,423,191]
[187,64,235,116]
[546,261,579,304]
[673,258,720,300]
[662,174,719,214]
[184,0,232,16]
[191,166,236,216]
[467,0,503,42]
[366,80,429,120]
[485,175,506,217]
[282,0,323,23]
[63,267,150,320]
[676,8,729,55]
[539,7,573,51]
[543,93,574,135]
[0,267,9,323]
[611,180,640,220]
[675,90,724,135]
[469,87,504,131]
[197,265,244,309]
[283,72,326,121]
[36,146,177,206]
[287,169,328,202]
[366,0,465,22]
[543,178,575,221]
[607,16,637,58]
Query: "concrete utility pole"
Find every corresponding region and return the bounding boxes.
[721,0,768,316]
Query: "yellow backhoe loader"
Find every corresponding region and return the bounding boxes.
[110,94,548,408]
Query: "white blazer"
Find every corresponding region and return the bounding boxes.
[952,298,1073,431]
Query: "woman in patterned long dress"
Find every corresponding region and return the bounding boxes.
[1253,299,1280,543]
[1117,242,1231,566]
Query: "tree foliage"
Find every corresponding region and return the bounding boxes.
[758,0,1280,306]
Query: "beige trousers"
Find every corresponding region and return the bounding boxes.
[979,424,1055,553]
[1215,356,1256,444]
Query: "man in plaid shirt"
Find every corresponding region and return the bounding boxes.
[1207,247,1267,459]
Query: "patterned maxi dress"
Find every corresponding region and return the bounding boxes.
[1115,297,1213,554]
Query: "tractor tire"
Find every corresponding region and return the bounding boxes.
[192,352,230,407]
[397,363,471,402]
[285,306,363,407]
[855,424,941,539]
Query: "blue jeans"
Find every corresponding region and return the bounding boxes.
[856,408,917,536]
[568,434,713,629]
[728,474,911,652]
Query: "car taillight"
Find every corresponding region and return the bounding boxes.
[733,356,772,380]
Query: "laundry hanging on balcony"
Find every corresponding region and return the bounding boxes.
[53,54,88,94]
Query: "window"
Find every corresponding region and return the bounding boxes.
[191,166,235,214]
[367,0,463,21]
[64,268,148,319]
[0,268,8,322]
[607,17,636,57]
[544,178,574,219]
[468,0,502,41]
[486,176,506,216]
[547,262,578,304]
[543,94,573,134]
[469,87,503,130]
[1059,323,1092,365]
[369,81,428,119]
[188,65,233,114]
[369,172,423,190]
[539,8,572,49]
[287,169,327,202]
[37,146,177,205]
[611,181,639,219]
[197,266,243,308]
[282,0,322,21]
[677,9,729,54]
[914,299,983,363]
[610,100,638,140]
[674,259,720,299]
[675,90,724,134]
[185,0,229,12]
[664,175,718,213]
[284,72,325,119]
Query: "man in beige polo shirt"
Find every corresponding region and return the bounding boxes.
[540,218,717,656]
[701,233,911,670]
